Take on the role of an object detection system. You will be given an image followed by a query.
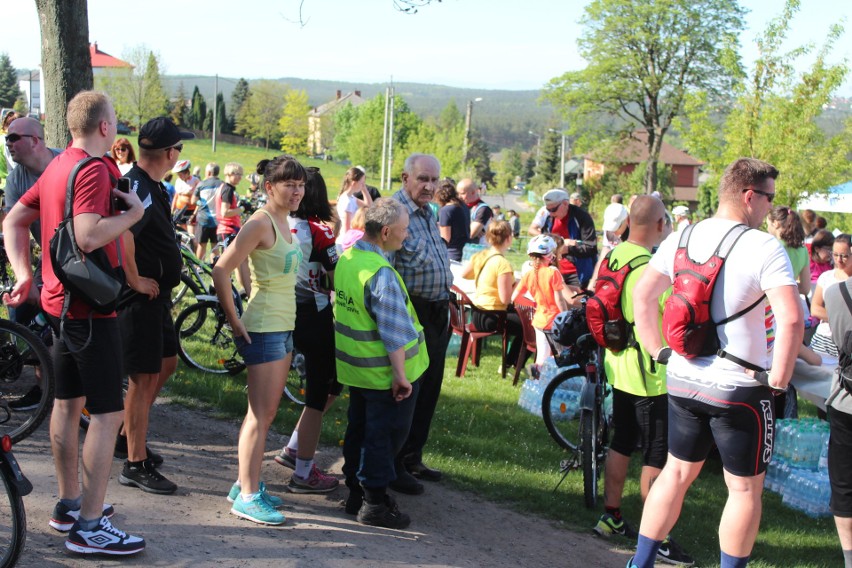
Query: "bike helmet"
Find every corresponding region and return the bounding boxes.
[527,234,557,256]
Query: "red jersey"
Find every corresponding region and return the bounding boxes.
[20,148,121,319]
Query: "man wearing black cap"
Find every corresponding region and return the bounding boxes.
[115,117,194,495]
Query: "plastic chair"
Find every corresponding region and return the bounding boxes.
[512,295,538,386]
[450,286,508,378]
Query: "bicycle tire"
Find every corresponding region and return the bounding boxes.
[541,370,585,452]
[171,272,204,310]
[580,407,599,509]
[0,460,27,568]
[282,350,307,406]
[176,301,245,375]
[0,319,54,444]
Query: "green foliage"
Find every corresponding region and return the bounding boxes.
[214,92,229,133]
[0,54,21,109]
[531,128,561,191]
[97,47,168,130]
[234,80,286,150]
[278,89,310,155]
[677,0,851,209]
[544,0,746,194]
[330,102,359,161]
[494,146,524,192]
[229,78,250,129]
[468,134,495,187]
[170,82,188,126]
[13,95,28,115]
[187,86,207,131]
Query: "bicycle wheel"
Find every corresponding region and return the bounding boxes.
[541,370,585,452]
[580,407,599,508]
[0,463,26,568]
[282,349,307,405]
[176,301,245,375]
[0,319,54,444]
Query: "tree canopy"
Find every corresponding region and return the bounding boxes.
[96,47,169,130]
[278,89,310,155]
[0,54,22,109]
[544,0,745,194]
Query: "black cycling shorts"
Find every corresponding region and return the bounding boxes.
[829,407,852,517]
[119,300,177,375]
[49,315,124,415]
[194,224,217,245]
[294,302,342,410]
[609,390,668,469]
[666,373,775,477]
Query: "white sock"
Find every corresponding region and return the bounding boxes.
[287,431,299,453]
[240,491,260,502]
[295,458,313,479]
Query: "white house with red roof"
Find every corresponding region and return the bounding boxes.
[18,43,132,118]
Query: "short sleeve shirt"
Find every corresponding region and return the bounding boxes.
[19,148,121,319]
[464,250,514,311]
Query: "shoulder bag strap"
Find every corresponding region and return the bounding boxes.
[474,253,504,289]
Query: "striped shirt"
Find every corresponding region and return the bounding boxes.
[391,188,452,302]
[356,240,419,353]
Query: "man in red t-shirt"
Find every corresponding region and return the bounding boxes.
[3,91,146,556]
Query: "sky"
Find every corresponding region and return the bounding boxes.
[4,0,851,95]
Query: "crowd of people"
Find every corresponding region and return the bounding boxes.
[2,92,852,567]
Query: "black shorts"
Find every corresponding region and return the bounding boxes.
[118,300,177,375]
[293,302,342,410]
[195,224,217,245]
[829,407,852,516]
[609,390,668,469]
[667,375,774,476]
[48,315,124,415]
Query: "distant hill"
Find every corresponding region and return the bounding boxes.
[163,75,558,150]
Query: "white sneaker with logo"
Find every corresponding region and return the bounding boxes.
[65,516,145,555]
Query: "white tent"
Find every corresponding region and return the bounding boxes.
[797,181,852,213]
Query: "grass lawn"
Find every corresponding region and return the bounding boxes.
[165,337,838,568]
[176,138,372,196]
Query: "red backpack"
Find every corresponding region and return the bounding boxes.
[662,223,765,361]
[586,249,650,352]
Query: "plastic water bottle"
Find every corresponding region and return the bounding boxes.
[818,434,829,473]
[446,334,461,357]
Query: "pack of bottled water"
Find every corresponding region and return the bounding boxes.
[765,418,832,517]
[447,334,462,357]
[518,357,583,418]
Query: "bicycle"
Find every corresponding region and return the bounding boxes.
[540,303,611,509]
[174,296,306,405]
[0,434,32,568]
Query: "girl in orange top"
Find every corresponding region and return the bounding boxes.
[512,235,568,367]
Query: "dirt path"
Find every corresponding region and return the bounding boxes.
[13,400,632,567]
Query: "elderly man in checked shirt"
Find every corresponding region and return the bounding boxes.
[389,153,453,495]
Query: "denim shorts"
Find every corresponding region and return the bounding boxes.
[235,330,293,366]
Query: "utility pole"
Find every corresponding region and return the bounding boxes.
[462,97,482,166]
[380,86,390,192]
[212,74,218,153]
[386,85,395,192]
[560,133,566,188]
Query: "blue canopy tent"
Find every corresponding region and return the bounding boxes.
[797,181,852,213]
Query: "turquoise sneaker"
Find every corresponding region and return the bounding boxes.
[230,492,286,525]
[226,482,284,509]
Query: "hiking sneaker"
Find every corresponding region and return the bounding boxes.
[65,516,145,556]
[287,465,339,494]
[226,481,284,509]
[273,447,296,470]
[593,512,638,539]
[119,459,177,495]
[114,435,164,467]
[657,536,695,566]
[230,492,286,525]
[49,501,115,532]
[9,385,42,411]
[357,494,410,529]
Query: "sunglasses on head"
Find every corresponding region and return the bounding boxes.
[5,133,40,144]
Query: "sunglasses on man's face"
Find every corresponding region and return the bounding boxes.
[546,202,563,213]
[5,133,40,144]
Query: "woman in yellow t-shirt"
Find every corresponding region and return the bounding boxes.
[461,221,524,367]
[213,155,306,526]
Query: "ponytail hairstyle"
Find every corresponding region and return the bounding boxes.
[767,206,805,248]
[339,166,366,197]
[256,155,307,191]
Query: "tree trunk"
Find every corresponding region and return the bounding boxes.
[643,129,666,195]
[35,0,93,149]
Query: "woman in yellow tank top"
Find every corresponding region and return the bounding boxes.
[212,155,305,526]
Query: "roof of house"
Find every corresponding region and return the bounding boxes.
[89,43,132,69]
[309,91,366,117]
[590,130,704,167]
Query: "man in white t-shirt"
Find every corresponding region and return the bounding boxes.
[627,158,803,568]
